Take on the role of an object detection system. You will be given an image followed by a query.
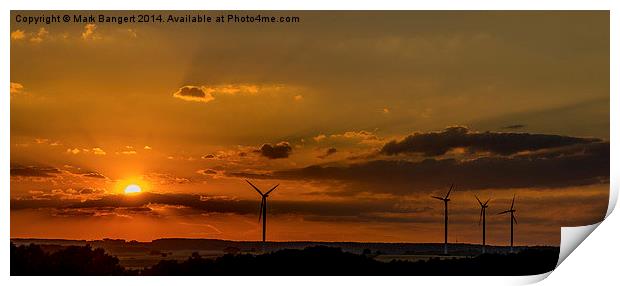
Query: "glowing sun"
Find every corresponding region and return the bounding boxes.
[124,184,142,194]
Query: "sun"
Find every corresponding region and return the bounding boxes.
[124,184,142,194]
[116,176,150,195]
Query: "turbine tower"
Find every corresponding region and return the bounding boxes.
[432,184,455,255]
[475,195,490,254]
[246,180,279,243]
[498,195,518,253]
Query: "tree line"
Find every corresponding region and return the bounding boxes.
[11,243,558,276]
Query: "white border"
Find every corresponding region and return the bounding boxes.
[2,1,618,285]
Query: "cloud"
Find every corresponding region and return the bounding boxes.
[10,82,24,95]
[62,165,108,180]
[126,29,137,38]
[10,165,61,177]
[30,27,48,43]
[313,134,327,142]
[172,86,214,103]
[10,191,413,221]
[197,169,218,175]
[380,126,599,156]
[315,130,383,146]
[502,124,526,130]
[229,141,609,194]
[66,148,81,154]
[201,154,216,159]
[66,147,106,155]
[82,172,107,179]
[172,84,287,103]
[11,30,25,40]
[257,142,293,159]
[331,130,378,142]
[81,24,99,40]
[318,147,337,159]
[143,173,191,185]
[78,188,105,195]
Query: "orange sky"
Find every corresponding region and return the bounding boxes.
[10,11,609,246]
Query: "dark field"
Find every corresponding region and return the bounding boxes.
[10,239,559,275]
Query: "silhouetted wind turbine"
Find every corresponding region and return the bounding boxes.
[246,180,279,243]
[431,184,455,255]
[475,195,490,254]
[498,194,518,253]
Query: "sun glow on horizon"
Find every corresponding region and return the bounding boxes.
[115,176,151,195]
[124,184,142,194]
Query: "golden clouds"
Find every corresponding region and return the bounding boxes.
[172,86,214,103]
[313,134,327,142]
[81,24,99,40]
[11,29,26,40]
[66,147,107,155]
[10,28,48,43]
[313,130,383,146]
[30,27,48,43]
[10,82,24,95]
[172,84,296,103]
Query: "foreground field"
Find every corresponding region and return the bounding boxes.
[11,242,559,275]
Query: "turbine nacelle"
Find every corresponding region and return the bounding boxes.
[430,184,455,202]
[475,194,491,226]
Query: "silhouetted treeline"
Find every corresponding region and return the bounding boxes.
[11,243,558,276]
[11,243,130,275]
[141,245,558,275]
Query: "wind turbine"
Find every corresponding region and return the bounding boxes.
[432,184,455,255]
[498,194,518,253]
[475,195,490,254]
[246,180,279,243]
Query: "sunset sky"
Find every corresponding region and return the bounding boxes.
[10,11,609,245]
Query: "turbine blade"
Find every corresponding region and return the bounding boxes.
[510,194,515,210]
[513,214,518,225]
[479,209,483,225]
[475,195,482,206]
[431,196,444,200]
[484,198,491,206]
[265,184,279,195]
[258,199,264,222]
[498,210,510,215]
[444,184,454,199]
[246,180,263,196]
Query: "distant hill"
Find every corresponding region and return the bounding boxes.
[11,237,555,255]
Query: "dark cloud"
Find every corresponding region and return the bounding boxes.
[197,169,218,175]
[258,142,292,159]
[62,165,107,179]
[82,172,107,179]
[172,86,214,103]
[10,192,414,222]
[10,165,61,177]
[380,126,599,156]
[318,147,338,159]
[229,141,609,195]
[78,188,105,195]
[502,124,526,130]
[201,154,215,159]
